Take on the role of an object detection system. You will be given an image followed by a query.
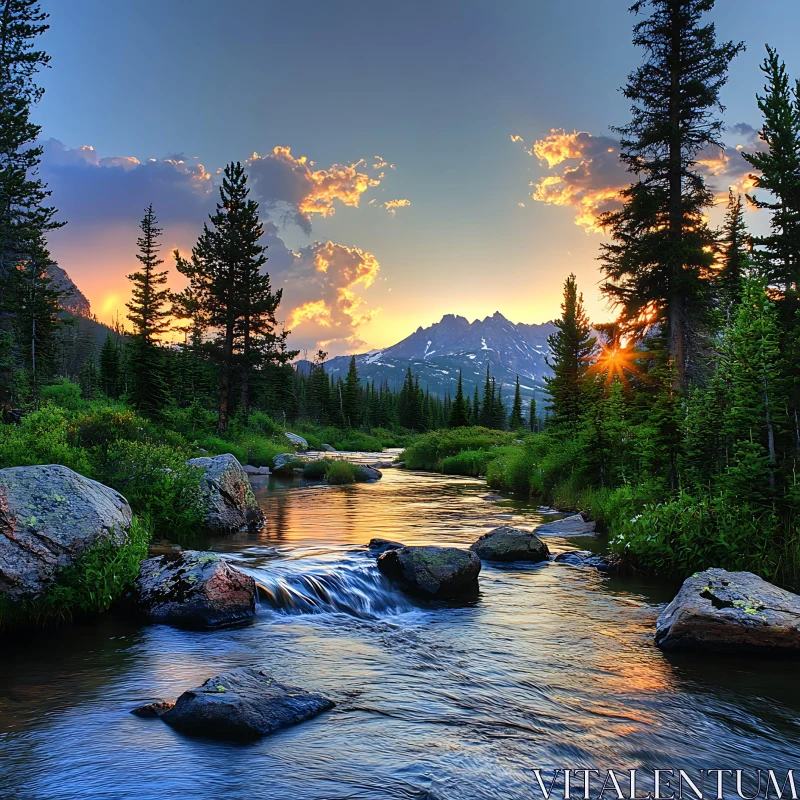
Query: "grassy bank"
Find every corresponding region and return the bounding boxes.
[402,427,800,586]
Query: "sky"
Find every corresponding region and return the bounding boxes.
[32,0,800,356]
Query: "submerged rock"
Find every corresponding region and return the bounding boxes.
[186,454,263,533]
[356,464,382,482]
[131,700,174,718]
[377,546,481,598]
[134,551,256,630]
[368,538,405,556]
[0,464,132,601]
[656,568,800,653]
[470,526,549,563]
[534,514,596,537]
[243,464,271,476]
[285,432,309,449]
[157,667,334,740]
[553,550,617,571]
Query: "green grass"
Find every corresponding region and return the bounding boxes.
[0,515,152,632]
[326,460,357,485]
[402,427,518,471]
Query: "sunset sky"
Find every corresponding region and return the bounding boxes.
[34,0,800,356]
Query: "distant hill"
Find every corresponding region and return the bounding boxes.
[301,312,556,407]
[48,264,91,317]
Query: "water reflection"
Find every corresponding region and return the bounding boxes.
[1,462,799,799]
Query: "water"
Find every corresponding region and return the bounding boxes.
[2,463,800,799]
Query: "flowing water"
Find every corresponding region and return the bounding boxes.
[1,460,800,800]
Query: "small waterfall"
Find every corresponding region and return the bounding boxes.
[251,557,416,619]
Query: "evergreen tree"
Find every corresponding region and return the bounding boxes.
[176,163,282,432]
[600,0,744,387]
[98,332,121,399]
[448,371,469,428]
[342,355,362,427]
[742,46,800,297]
[509,376,524,430]
[718,190,750,314]
[471,385,480,426]
[479,365,494,427]
[126,205,169,415]
[530,388,538,433]
[545,274,597,431]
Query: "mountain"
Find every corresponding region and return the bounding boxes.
[48,264,91,317]
[310,312,556,407]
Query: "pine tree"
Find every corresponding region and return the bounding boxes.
[742,46,800,297]
[509,376,524,430]
[718,190,750,314]
[176,163,282,432]
[98,332,121,399]
[471,385,480,426]
[545,274,597,431]
[342,355,362,427]
[126,205,169,415]
[479,365,494,428]
[530,388,538,433]
[600,0,744,387]
[448,371,469,428]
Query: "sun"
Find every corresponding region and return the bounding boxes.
[590,342,642,387]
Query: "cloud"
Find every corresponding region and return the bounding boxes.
[519,125,767,231]
[274,241,381,354]
[41,139,213,224]
[520,129,628,232]
[246,146,383,234]
[382,198,411,215]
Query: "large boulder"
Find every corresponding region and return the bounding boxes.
[655,568,800,653]
[156,667,334,740]
[285,432,309,450]
[186,454,263,533]
[534,514,595,537]
[377,546,481,598]
[0,464,132,601]
[134,550,256,630]
[470,526,549,563]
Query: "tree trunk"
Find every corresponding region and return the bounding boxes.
[239,317,250,423]
[667,6,685,390]
[217,317,234,435]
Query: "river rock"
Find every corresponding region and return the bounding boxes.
[368,538,405,556]
[470,526,549,563]
[655,568,800,653]
[158,667,334,740]
[186,454,263,533]
[320,444,337,453]
[131,700,174,718]
[534,514,596,537]
[272,453,297,471]
[356,464,382,482]
[285,432,309,449]
[553,550,617,571]
[243,464,271,476]
[377,546,481,598]
[134,551,256,630]
[0,464,132,601]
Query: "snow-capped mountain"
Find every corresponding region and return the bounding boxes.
[311,312,555,405]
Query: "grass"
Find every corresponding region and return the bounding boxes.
[0,515,152,632]
[326,460,357,485]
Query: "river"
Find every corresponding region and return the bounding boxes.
[1,460,799,799]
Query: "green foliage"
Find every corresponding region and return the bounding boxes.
[402,427,515,471]
[40,379,83,410]
[302,459,331,479]
[440,449,494,477]
[0,515,152,632]
[326,460,356,485]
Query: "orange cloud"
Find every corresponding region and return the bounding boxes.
[284,241,381,354]
[382,198,411,215]
[246,146,382,232]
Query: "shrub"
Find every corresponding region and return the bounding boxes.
[0,407,90,473]
[196,435,248,465]
[440,449,494,477]
[607,490,777,579]
[403,427,514,471]
[40,379,84,410]
[99,440,207,542]
[326,460,357,485]
[0,515,152,632]
[302,459,331,479]
[237,435,286,468]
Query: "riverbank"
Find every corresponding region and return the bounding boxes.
[2,467,799,799]
[400,427,800,589]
